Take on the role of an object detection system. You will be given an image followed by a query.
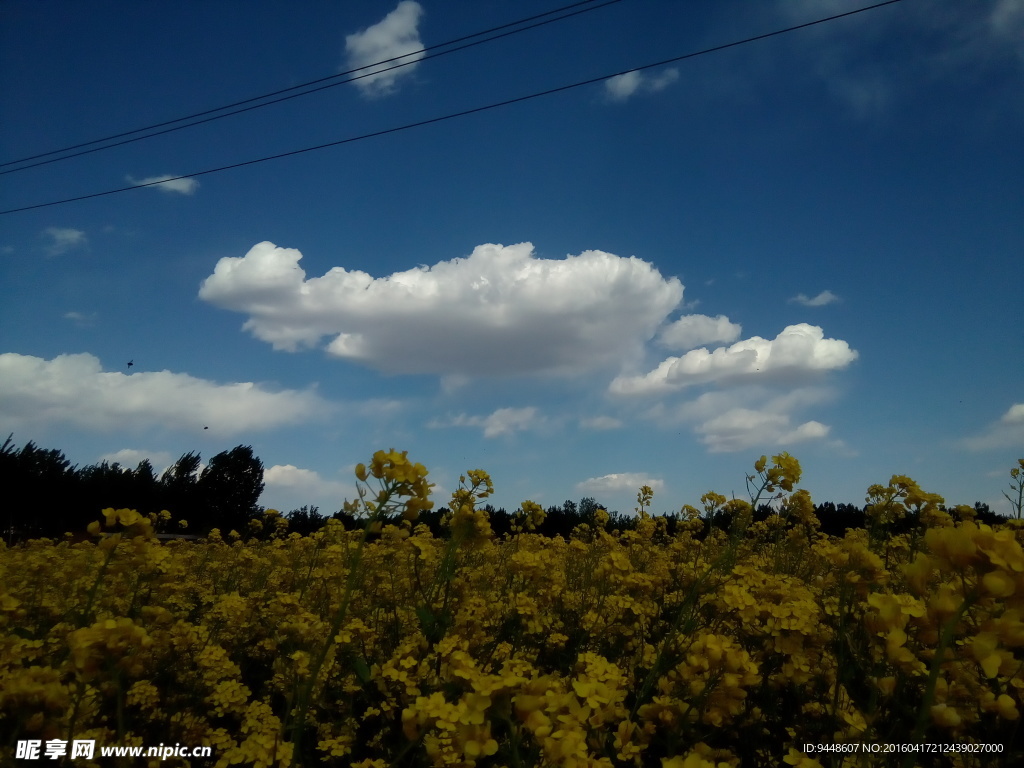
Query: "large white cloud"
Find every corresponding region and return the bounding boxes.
[345,1,424,98]
[0,352,328,434]
[199,241,684,378]
[610,323,857,395]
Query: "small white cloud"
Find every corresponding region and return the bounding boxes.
[98,448,174,472]
[265,464,352,500]
[964,402,1024,451]
[127,174,199,195]
[345,1,424,98]
[576,473,664,495]
[696,409,830,454]
[658,314,742,351]
[580,415,622,431]
[789,290,840,307]
[604,67,679,101]
[605,71,642,101]
[199,241,683,379]
[43,227,87,256]
[0,352,329,435]
[429,406,543,438]
[648,386,837,454]
[610,324,857,396]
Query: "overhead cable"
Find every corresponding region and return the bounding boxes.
[0,0,622,174]
[0,0,906,216]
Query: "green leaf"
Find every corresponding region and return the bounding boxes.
[353,656,372,684]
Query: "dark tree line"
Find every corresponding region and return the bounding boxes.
[1,436,265,542]
[0,435,1005,545]
[330,497,1004,543]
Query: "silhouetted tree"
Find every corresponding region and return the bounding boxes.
[1,436,78,540]
[160,451,203,521]
[197,446,264,534]
[286,505,327,536]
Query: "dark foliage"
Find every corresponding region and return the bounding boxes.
[285,505,327,536]
[196,445,264,535]
[1,434,1014,544]
[1,435,265,542]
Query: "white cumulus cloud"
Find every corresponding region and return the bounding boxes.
[963,402,1024,451]
[263,465,353,510]
[610,324,857,395]
[658,313,742,351]
[127,174,199,195]
[576,473,664,496]
[199,241,684,379]
[0,352,328,435]
[665,387,837,453]
[789,290,840,307]
[345,1,424,98]
[696,408,830,453]
[604,67,679,101]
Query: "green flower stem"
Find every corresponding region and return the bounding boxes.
[902,594,975,768]
[284,484,395,767]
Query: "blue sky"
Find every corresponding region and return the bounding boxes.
[1,0,1021,518]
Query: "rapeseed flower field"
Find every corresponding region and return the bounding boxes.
[2,452,1022,767]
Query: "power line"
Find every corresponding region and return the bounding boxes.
[0,0,622,174]
[0,0,906,217]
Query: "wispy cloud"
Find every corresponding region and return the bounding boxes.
[43,227,87,256]
[428,406,544,438]
[789,290,840,307]
[127,174,199,195]
[963,402,1024,451]
[576,472,664,496]
[0,352,329,435]
[991,0,1024,47]
[199,241,683,379]
[580,415,622,431]
[345,1,424,98]
[604,67,679,102]
[779,2,1024,119]
[63,310,97,327]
